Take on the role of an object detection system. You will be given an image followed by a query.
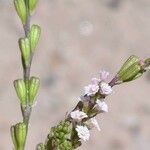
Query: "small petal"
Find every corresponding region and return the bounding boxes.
[76,125,90,141]
[100,70,109,81]
[70,110,88,122]
[100,82,112,95]
[84,84,99,96]
[91,78,100,85]
[96,99,108,112]
[90,117,101,131]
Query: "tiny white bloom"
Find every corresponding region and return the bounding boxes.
[84,84,99,96]
[91,77,100,85]
[100,70,109,81]
[76,125,90,141]
[96,99,108,112]
[70,110,88,122]
[90,117,101,131]
[100,82,112,95]
[78,97,82,101]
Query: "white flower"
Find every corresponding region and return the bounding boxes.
[70,110,88,121]
[91,77,100,85]
[76,125,90,141]
[90,117,101,131]
[84,84,99,96]
[100,82,112,95]
[100,70,109,81]
[96,99,108,112]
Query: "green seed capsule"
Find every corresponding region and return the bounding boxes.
[29,77,40,106]
[14,79,26,106]
[14,0,27,25]
[19,38,31,67]
[118,62,141,82]
[118,55,139,77]
[29,25,41,52]
[11,123,27,150]
[29,0,38,14]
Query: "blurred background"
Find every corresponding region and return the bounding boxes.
[0,0,150,149]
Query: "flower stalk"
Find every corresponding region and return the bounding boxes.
[10,0,150,150]
[38,55,150,150]
[11,0,40,150]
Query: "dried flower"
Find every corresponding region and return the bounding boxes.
[100,82,112,95]
[70,110,88,122]
[96,99,108,112]
[75,125,90,141]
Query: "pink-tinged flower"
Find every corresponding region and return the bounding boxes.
[100,82,112,95]
[91,78,100,85]
[84,84,99,96]
[100,70,109,81]
[90,117,101,131]
[76,125,90,141]
[70,110,88,122]
[96,99,108,112]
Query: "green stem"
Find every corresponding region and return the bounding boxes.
[21,1,32,149]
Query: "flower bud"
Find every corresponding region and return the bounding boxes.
[36,143,45,150]
[14,79,27,106]
[19,38,31,67]
[11,122,27,150]
[29,0,38,14]
[29,77,40,106]
[14,0,27,25]
[29,25,41,52]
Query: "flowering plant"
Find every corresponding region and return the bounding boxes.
[10,0,150,150]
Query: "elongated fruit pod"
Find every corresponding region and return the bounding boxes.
[118,62,142,82]
[14,0,27,25]
[118,55,139,77]
[14,79,26,106]
[29,25,41,53]
[29,77,40,106]
[11,122,27,150]
[19,38,31,67]
[29,0,38,14]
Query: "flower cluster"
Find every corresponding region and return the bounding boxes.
[70,70,112,142]
[84,70,112,96]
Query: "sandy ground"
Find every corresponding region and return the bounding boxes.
[0,0,150,149]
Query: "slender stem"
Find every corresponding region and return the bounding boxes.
[21,1,33,149]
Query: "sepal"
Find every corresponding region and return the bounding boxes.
[29,0,38,14]
[14,0,27,25]
[19,38,31,67]
[11,122,27,150]
[14,79,27,107]
[29,25,41,53]
[29,76,40,106]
